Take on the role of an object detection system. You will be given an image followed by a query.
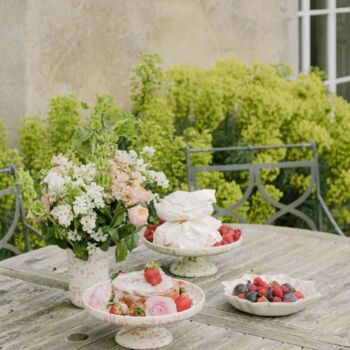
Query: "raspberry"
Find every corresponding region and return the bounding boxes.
[213,241,223,247]
[219,225,231,235]
[272,296,282,302]
[272,286,283,298]
[257,297,267,302]
[257,288,268,297]
[238,293,246,299]
[293,291,304,299]
[254,277,263,286]
[222,233,234,244]
[248,285,258,292]
[281,285,290,295]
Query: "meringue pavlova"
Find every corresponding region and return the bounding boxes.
[152,190,222,249]
[107,262,193,316]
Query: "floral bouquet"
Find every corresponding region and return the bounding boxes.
[27,148,168,261]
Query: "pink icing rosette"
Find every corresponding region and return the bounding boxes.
[145,296,177,316]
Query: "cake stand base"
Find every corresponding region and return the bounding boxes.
[115,326,173,349]
[170,256,217,277]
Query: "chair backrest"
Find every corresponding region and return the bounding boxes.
[186,142,344,235]
[0,165,42,256]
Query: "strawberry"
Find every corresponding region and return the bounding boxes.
[144,261,162,286]
[238,293,246,299]
[219,225,231,235]
[129,301,145,317]
[270,280,279,289]
[257,287,268,297]
[293,291,304,299]
[260,282,270,290]
[272,286,283,298]
[254,277,263,286]
[272,296,282,302]
[109,303,125,315]
[158,219,166,225]
[232,229,242,241]
[281,285,290,295]
[222,232,234,244]
[248,284,258,292]
[213,241,223,247]
[175,295,193,312]
[257,297,267,302]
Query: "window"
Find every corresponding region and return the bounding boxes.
[298,0,350,101]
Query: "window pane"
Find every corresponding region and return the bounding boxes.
[337,13,350,77]
[337,0,350,8]
[311,15,328,74]
[337,82,350,101]
[311,0,328,9]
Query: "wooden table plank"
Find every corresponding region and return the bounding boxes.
[1,224,350,350]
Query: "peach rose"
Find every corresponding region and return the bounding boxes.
[128,205,149,226]
[145,296,177,316]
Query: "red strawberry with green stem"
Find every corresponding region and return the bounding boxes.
[129,301,146,316]
[144,261,163,286]
[175,295,193,312]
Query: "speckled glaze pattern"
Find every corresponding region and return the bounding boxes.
[170,256,217,277]
[67,248,109,308]
[223,274,322,316]
[83,279,205,349]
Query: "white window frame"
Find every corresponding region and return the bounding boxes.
[298,0,350,94]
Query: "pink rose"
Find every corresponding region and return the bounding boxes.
[128,205,149,226]
[136,187,153,204]
[145,296,177,316]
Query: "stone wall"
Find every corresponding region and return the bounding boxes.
[0,0,298,144]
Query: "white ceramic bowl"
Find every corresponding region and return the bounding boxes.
[83,279,205,349]
[223,274,322,317]
[142,233,242,278]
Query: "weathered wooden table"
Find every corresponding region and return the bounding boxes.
[1,224,350,350]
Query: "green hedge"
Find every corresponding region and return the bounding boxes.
[1,54,350,254]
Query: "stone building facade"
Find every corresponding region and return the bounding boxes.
[0,0,298,143]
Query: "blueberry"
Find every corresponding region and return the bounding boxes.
[282,283,296,293]
[282,292,297,302]
[233,284,248,296]
[267,287,274,302]
[246,291,259,303]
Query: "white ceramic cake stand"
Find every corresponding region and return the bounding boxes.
[143,234,242,278]
[83,279,205,350]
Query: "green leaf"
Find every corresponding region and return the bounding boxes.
[73,244,89,261]
[100,237,111,251]
[81,101,89,110]
[109,228,119,244]
[124,232,139,252]
[115,240,128,262]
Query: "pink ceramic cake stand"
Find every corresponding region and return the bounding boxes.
[143,234,243,278]
[83,279,205,349]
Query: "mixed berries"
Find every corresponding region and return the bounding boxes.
[233,277,304,303]
[212,225,242,247]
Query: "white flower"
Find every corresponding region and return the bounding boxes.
[43,171,66,201]
[73,163,96,183]
[141,146,155,157]
[87,242,97,255]
[85,182,105,209]
[73,194,94,216]
[68,229,82,242]
[90,228,108,242]
[147,170,169,188]
[51,155,73,168]
[50,205,73,227]
[80,211,97,234]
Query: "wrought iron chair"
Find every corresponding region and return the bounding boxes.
[186,142,344,235]
[0,165,43,256]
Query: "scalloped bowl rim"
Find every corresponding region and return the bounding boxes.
[142,233,243,257]
[83,279,205,326]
